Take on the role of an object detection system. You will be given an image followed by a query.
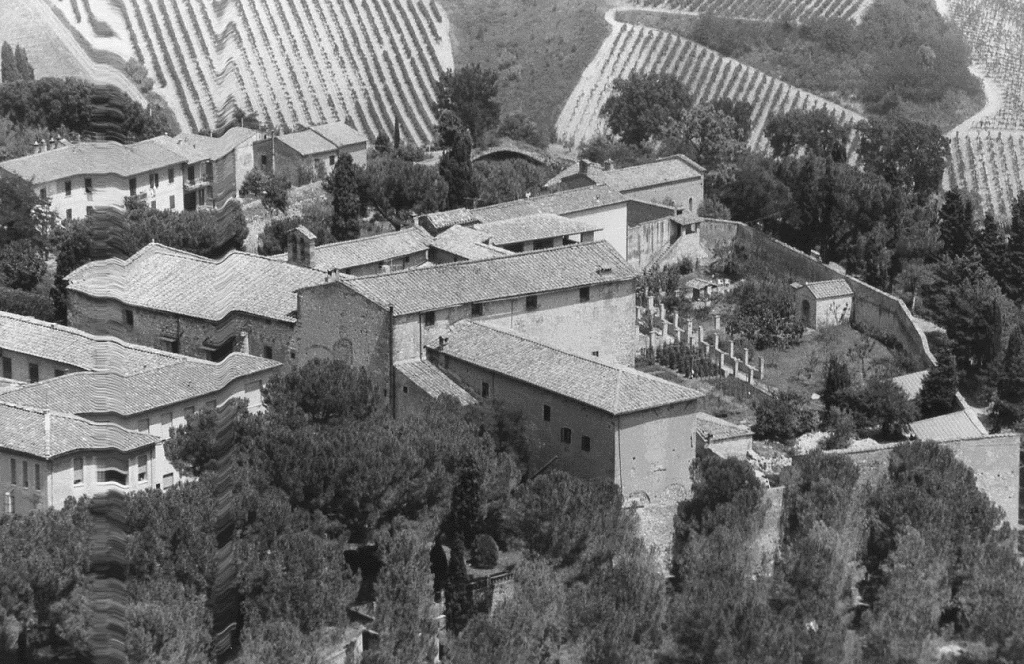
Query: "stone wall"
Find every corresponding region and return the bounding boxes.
[700,219,937,370]
[627,217,701,269]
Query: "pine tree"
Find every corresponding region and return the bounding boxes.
[917,346,960,419]
[1,42,16,83]
[326,153,363,241]
[977,211,1008,292]
[439,128,476,210]
[1003,192,1024,303]
[444,536,473,634]
[822,354,852,412]
[939,190,976,258]
[14,45,32,81]
[448,460,483,544]
[994,325,1024,430]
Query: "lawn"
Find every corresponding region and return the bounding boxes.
[439,0,614,141]
[756,323,911,397]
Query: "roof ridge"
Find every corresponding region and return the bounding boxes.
[347,240,616,282]
[314,225,428,250]
[465,320,638,373]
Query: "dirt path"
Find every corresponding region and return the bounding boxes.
[947,64,1004,136]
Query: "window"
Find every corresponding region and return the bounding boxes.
[579,286,590,302]
[482,381,490,398]
[543,405,551,421]
[139,418,150,433]
[39,187,46,199]
[525,295,538,312]
[330,155,336,166]
[123,309,134,327]
[129,177,137,196]
[97,457,128,485]
[169,195,175,209]
[34,464,40,490]
[168,167,175,183]
[86,206,94,216]
[84,178,93,199]
[561,427,572,444]
[149,172,160,188]
[5,493,12,515]
[73,457,83,485]
[263,345,273,359]
[581,436,591,452]
[424,311,436,327]
[54,368,65,377]
[65,180,72,196]
[163,473,175,488]
[261,155,268,166]
[66,209,72,221]
[592,351,599,357]
[471,302,483,317]
[28,363,39,383]
[22,461,27,488]
[688,197,694,212]
[402,385,408,393]
[9,459,15,485]
[2,357,11,379]
[137,454,147,483]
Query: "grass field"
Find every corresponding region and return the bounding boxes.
[439,0,614,141]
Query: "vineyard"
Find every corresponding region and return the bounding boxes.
[40,0,455,143]
[946,129,1024,220]
[946,0,1024,132]
[556,18,864,149]
[627,0,874,22]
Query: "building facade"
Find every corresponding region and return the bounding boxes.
[253,120,368,184]
[793,280,854,329]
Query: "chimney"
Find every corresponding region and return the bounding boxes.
[287,225,316,268]
[32,140,40,154]
[603,159,614,171]
[48,138,56,151]
[238,331,250,355]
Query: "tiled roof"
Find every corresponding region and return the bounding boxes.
[0,402,160,459]
[0,311,191,374]
[477,213,604,246]
[149,127,258,163]
[279,130,337,156]
[1,353,279,417]
[272,226,432,271]
[585,155,705,192]
[696,413,753,441]
[0,137,185,184]
[395,360,477,406]
[420,185,628,230]
[892,370,929,400]
[331,241,636,315]
[909,410,988,442]
[429,225,511,261]
[67,243,327,323]
[428,321,703,415]
[801,279,854,300]
[309,121,367,148]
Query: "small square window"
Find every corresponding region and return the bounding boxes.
[261,155,268,166]
[86,206,94,216]
[482,381,490,398]
[579,286,590,302]
[402,385,408,394]
[582,436,591,452]
[28,363,39,383]
[561,427,572,445]
[263,345,273,359]
[471,303,483,317]
[592,351,599,357]
[526,295,538,312]
[123,309,134,328]
[543,405,551,421]
[424,311,436,326]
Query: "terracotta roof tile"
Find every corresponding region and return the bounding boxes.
[331,241,636,315]
[428,321,703,415]
[309,121,367,148]
[696,413,753,441]
[421,184,627,230]
[0,353,278,417]
[585,155,705,192]
[801,279,854,299]
[0,311,190,374]
[429,225,511,260]
[0,402,160,459]
[67,243,328,322]
[395,360,477,405]
[909,410,989,442]
[1,137,185,183]
[477,213,604,246]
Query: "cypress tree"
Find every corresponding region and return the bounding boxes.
[994,325,1024,430]
[917,346,960,419]
[939,190,976,259]
[1003,192,1024,303]
[822,354,852,412]
[448,460,483,544]
[0,43,16,83]
[326,153,363,241]
[14,45,32,81]
[439,128,476,210]
[444,536,473,634]
[977,211,1007,291]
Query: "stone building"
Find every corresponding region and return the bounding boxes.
[291,241,640,404]
[66,243,329,362]
[277,225,434,275]
[792,279,854,329]
[149,127,259,209]
[253,120,367,183]
[545,154,705,212]
[424,320,705,501]
[0,402,163,515]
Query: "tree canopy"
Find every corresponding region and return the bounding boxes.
[433,65,501,143]
[600,72,693,145]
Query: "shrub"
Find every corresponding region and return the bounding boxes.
[823,407,857,450]
[726,280,802,350]
[753,391,818,444]
[0,285,56,320]
[0,239,46,290]
[471,534,499,570]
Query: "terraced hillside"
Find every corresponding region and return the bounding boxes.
[946,0,1024,132]
[557,18,864,149]
[629,0,874,22]
[41,0,455,143]
[947,130,1024,220]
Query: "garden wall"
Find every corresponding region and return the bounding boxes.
[700,219,937,370]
